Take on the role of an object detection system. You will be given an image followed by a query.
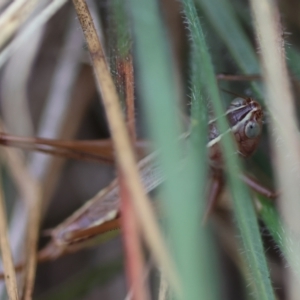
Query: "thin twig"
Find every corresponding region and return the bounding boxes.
[72,0,180,292]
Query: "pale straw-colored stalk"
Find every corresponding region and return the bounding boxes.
[250,0,300,298]
[0,10,83,299]
[0,170,19,300]
[0,0,68,68]
[72,0,180,293]
[1,11,43,136]
[0,0,39,47]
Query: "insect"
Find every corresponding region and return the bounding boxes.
[0,92,276,264]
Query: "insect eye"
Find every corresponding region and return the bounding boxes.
[231,97,246,107]
[245,121,261,138]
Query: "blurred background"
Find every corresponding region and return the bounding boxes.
[0,0,300,299]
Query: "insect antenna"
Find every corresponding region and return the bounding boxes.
[220,88,250,100]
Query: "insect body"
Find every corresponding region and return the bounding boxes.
[0,95,272,262]
[204,96,265,220]
[208,97,263,168]
[37,96,268,260]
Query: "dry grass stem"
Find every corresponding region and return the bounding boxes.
[250,0,300,297]
[0,122,41,299]
[0,0,39,48]
[0,142,41,299]
[0,170,19,300]
[72,0,180,293]
[0,12,83,298]
[1,22,43,136]
[0,0,68,68]
[22,16,83,299]
[22,185,41,300]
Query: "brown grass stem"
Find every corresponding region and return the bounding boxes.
[119,176,150,300]
[119,53,149,300]
[124,56,136,142]
[72,0,180,293]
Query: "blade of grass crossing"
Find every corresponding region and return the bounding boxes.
[72,0,180,293]
[185,2,222,299]
[258,195,300,284]
[182,0,275,299]
[109,2,149,298]
[197,0,298,277]
[250,0,300,297]
[196,0,259,74]
[127,0,219,299]
[196,0,262,97]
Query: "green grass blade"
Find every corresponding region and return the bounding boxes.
[108,0,131,59]
[258,196,284,247]
[196,0,262,97]
[126,0,219,299]
[286,46,300,79]
[258,195,300,280]
[182,0,275,299]
[197,0,259,74]
[196,0,300,280]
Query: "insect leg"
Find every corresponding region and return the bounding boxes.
[202,170,224,224]
[240,173,278,198]
[62,217,121,242]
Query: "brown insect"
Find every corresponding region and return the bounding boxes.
[0,92,276,266]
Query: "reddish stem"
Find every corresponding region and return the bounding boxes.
[124,56,136,142]
[119,175,150,300]
[118,55,150,300]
